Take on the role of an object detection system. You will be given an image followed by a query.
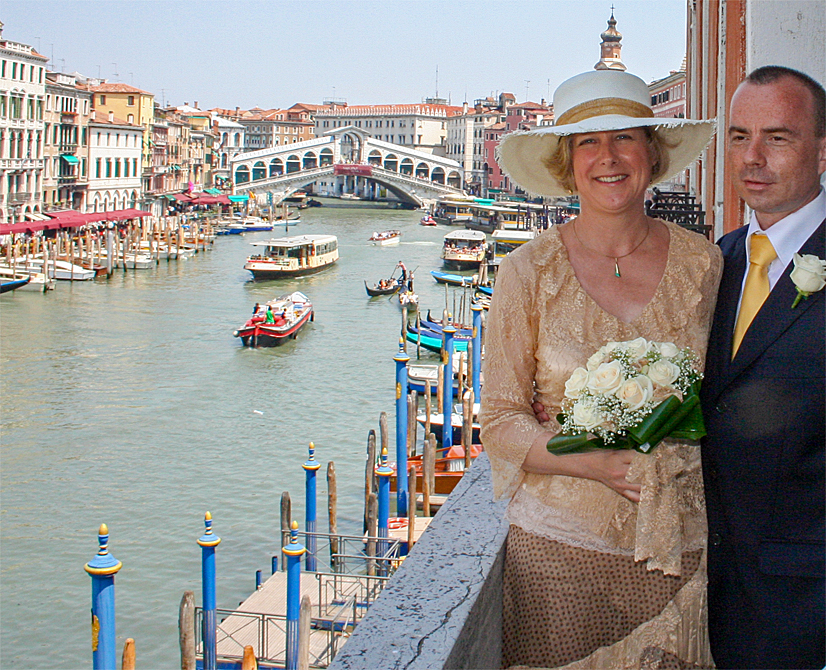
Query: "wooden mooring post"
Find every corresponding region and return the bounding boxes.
[407,463,417,551]
[280,492,291,571]
[122,639,136,670]
[179,590,196,670]
[327,461,339,570]
[364,430,376,533]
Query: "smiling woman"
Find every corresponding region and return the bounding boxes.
[481,69,722,670]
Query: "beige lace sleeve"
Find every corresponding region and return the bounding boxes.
[479,252,555,501]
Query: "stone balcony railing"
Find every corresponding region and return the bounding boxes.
[328,453,509,670]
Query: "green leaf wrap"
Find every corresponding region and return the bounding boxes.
[627,395,682,445]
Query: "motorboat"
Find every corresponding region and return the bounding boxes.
[368,230,401,246]
[233,292,314,347]
[244,234,338,279]
[441,230,487,270]
[0,266,55,292]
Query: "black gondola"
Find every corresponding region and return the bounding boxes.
[364,278,403,297]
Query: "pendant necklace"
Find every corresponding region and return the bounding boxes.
[572,220,651,278]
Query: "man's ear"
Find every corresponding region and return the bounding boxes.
[818,136,826,179]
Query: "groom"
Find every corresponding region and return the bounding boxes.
[700,66,825,669]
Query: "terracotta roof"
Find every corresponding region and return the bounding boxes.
[91,82,153,96]
[316,103,464,117]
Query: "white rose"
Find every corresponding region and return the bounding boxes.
[647,360,681,388]
[791,253,826,294]
[615,375,654,411]
[586,360,625,394]
[654,341,681,358]
[586,350,606,371]
[623,337,652,361]
[564,367,590,399]
[571,401,605,431]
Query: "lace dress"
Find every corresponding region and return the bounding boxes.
[479,221,722,670]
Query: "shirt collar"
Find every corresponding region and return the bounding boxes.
[745,188,826,267]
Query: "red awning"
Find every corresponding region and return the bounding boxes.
[0,209,151,235]
[187,194,231,205]
[173,193,192,202]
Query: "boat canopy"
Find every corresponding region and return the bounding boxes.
[491,229,538,242]
[249,234,338,249]
[443,230,487,242]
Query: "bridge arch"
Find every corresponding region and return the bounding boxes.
[269,158,284,177]
[431,167,446,185]
[286,155,300,174]
[252,161,266,181]
[415,162,429,179]
[235,165,250,184]
[447,171,461,188]
[367,149,382,167]
[303,152,318,170]
[384,154,398,171]
[320,148,333,166]
[400,158,413,176]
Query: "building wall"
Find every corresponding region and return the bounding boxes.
[688,0,824,237]
[0,37,47,223]
[87,120,142,212]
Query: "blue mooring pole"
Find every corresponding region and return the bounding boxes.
[394,347,410,517]
[197,512,221,670]
[283,520,306,670]
[303,442,320,572]
[442,324,456,449]
[471,303,483,402]
[375,447,394,576]
[85,524,122,670]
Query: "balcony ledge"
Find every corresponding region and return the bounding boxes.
[329,453,508,670]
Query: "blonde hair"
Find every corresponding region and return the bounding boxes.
[543,127,673,194]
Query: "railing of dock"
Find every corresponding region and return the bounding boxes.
[195,572,390,669]
[284,529,404,577]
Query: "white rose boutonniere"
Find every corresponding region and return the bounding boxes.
[790,253,826,308]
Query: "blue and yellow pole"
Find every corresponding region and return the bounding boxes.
[375,447,394,575]
[471,304,483,402]
[442,324,456,449]
[85,524,122,670]
[303,442,320,572]
[394,346,410,517]
[283,521,306,670]
[197,512,221,670]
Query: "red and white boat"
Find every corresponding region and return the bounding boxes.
[233,292,313,347]
[368,230,401,246]
[420,214,438,226]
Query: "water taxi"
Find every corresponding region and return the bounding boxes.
[441,230,487,270]
[234,292,313,347]
[433,197,475,226]
[368,230,401,246]
[244,234,338,279]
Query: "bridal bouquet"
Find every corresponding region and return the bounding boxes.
[547,337,705,455]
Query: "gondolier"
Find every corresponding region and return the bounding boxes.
[397,261,408,283]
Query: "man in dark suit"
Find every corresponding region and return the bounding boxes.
[701,66,826,669]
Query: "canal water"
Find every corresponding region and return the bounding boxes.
[0,205,475,668]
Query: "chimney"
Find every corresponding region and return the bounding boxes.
[108,110,114,123]
[194,101,198,109]
[462,101,468,114]
[90,110,96,121]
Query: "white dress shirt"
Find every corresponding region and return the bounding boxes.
[737,188,826,315]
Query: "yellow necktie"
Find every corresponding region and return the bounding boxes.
[732,234,777,357]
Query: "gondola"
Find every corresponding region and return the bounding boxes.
[364,278,403,297]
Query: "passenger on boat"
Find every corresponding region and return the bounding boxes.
[253,302,260,314]
[264,306,275,324]
[272,312,287,327]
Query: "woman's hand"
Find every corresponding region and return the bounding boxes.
[522,434,641,503]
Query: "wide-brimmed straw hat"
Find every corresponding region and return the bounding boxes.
[497,69,716,197]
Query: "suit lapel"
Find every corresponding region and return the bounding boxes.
[728,220,826,379]
[703,229,747,403]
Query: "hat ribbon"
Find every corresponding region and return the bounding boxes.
[556,97,654,126]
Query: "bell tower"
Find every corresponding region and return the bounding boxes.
[594,8,627,71]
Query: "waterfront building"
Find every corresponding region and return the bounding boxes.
[650,63,687,120]
[0,22,48,224]
[446,95,512,193]
[314,102,463,156]
[172,103,218,192]
[87,82,155,206]
[687,0,824,237]
[211,114,245,190]
[86,110,142,212]
[161,110,192,193]
[482,101,552,198]
[43,71,93,212]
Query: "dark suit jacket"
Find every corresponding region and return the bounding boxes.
[701,221,825,669]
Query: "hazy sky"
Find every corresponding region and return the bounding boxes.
[8,0,687,110]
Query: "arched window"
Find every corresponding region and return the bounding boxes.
[235,165,250,184]
[431,167,446,184]
[252,161,266,180]
[400,158,413,176]
[447,171,462,188]
[367,150,382,166]
[302,152,318,170]
[270,158,284,176]
[415,163,429,180]
[286,155,300,174]
[319,148,334,166]
[383,154,398,171]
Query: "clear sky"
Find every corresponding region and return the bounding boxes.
[7,0,687,110]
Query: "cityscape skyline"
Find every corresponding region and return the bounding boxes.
[8,0,688,110]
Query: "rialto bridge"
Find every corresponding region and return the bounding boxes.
[229,127,465,207]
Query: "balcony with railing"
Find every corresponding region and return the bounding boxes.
[7,192,33,205]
